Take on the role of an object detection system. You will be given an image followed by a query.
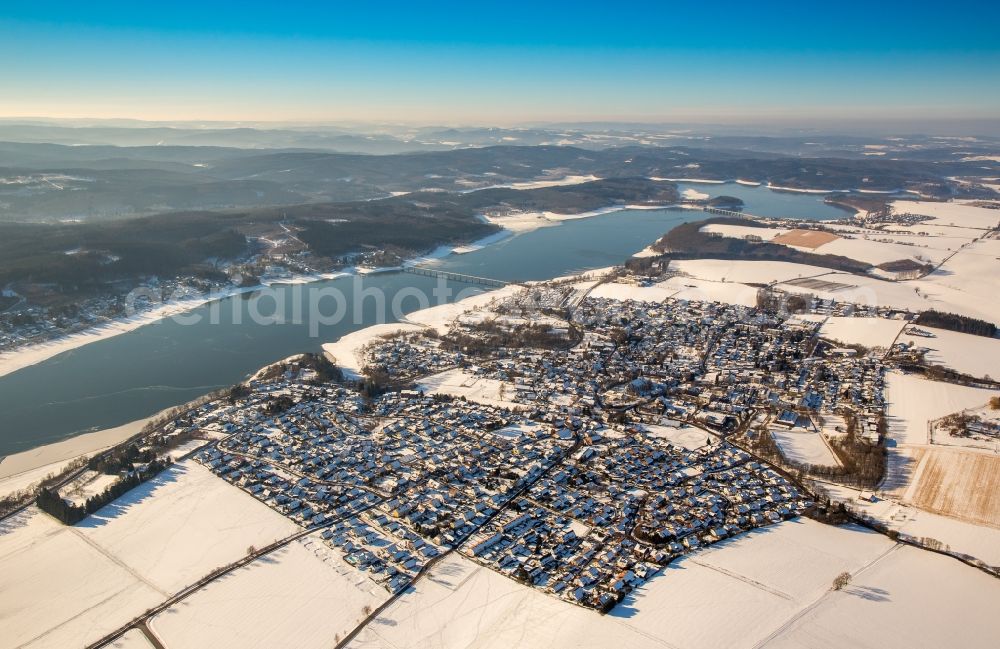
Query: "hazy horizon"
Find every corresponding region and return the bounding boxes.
[2,1,998,126]
[2,115,1000,139]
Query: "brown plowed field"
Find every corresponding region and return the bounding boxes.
[772,229,840,249]
[908,449,1000,528]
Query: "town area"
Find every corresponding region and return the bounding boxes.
[178,279,930,611]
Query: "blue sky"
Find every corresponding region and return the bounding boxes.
[2,1,998,124]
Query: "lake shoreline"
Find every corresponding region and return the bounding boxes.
[0,179,860,380]
[0,202,685,382]
[0,182,857,461]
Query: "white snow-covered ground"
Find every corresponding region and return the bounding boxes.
[910,239,1000,327]
[891,200,1000,230]
[346,519,1000,649]
[402,285,521,334]
[150,536,388,649]
[446,229,514,254]
[814,235,952,266]
[418,368,522,409]
[480,204,673,234]
[63,471,120,506]
[819,316,905,349]
[107,629,156,649]
[0,457,79,500]
[0,508,163,649]
[682,187,710,200]
[587,275,762,307]
[766,184,831,194]
[900,326,1000,380]
[671,259,838,285]
[631,244,660,257]
[346,552,637,649]
[819,480,1000,568]
[76,460,300,594]
[661,276,761,307]
[462,174,600,192]
[770,255,1000,325]
[759,544,1000,649]
[775,272,921,310]
[0,459,300,648]
[770,428,841,468]
[641,423,718,450]
[588,281,678,303]
[700,223,788,241]
[884,371,995,446]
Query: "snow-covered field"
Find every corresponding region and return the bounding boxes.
[462,174,600,192]
[586,275,763,307]
[766,249,1000,326]
[418,368,522,409]
[700,223,788,241]
[818,481,1000,567]
[887,505,1000,566]
[814,235,952,266]
[346,518,1000,649]
[884,371,995,446]
[776,271,927,311]
[912,239,1000,325]
[760,544,1000,649]
[77,460,300,594]
[891,199,1000,230]
[588,280,678,303]
[770,428,841,468]
[903,448,1000,528]
[900,325,1000,380]
[481,204,673,234]
[701,220,959,267]
[0,459,300,648]
[660,275,761,306]
[0,508,163,649]
[682,187,709,200]
[150,536,388,649]
[346,551,637,649]
[691,203,989,324]
[819,316,905,349]
[671,259,838,285]
[63,471,120,506]
[641,423,717,450]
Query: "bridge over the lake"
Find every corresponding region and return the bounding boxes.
[402,265,513,288]
[702,206,763,219]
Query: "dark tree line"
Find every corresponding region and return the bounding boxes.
[36,457,170,525]
[915,310,997,338]
[646,218,873,275]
